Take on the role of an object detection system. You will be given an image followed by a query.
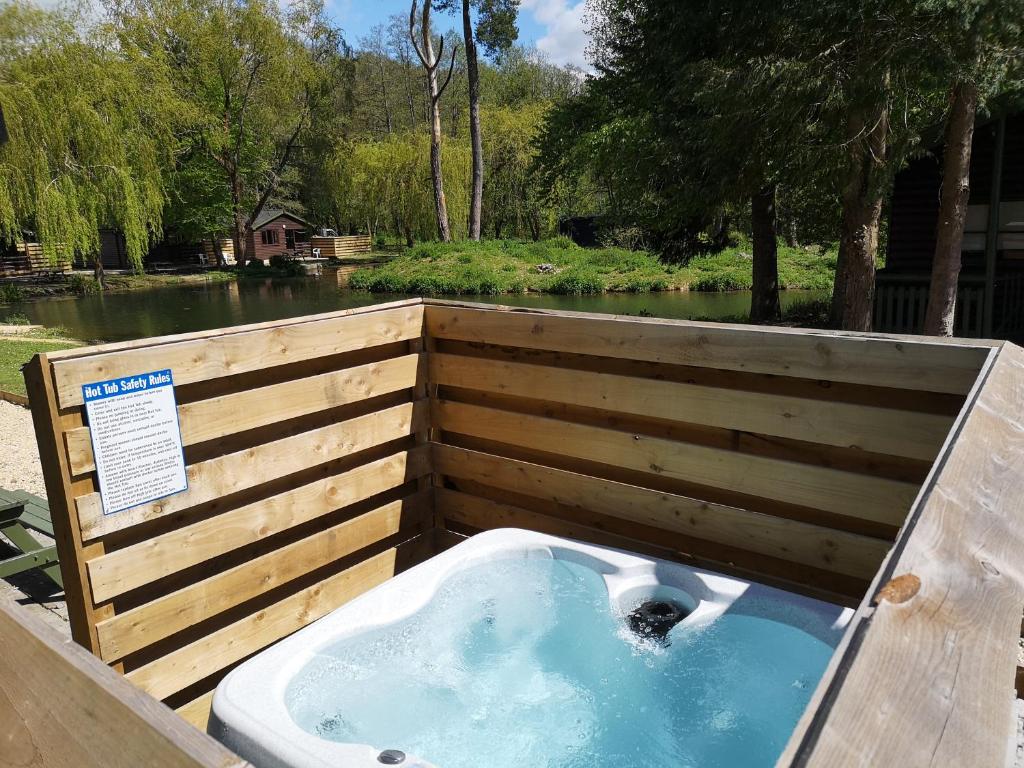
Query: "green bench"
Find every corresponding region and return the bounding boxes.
[0,489,62,589]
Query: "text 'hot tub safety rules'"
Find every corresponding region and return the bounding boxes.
[82,369,188,516]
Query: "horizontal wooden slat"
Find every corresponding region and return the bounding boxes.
[430,353,952,461]
[0,599,247,768]
[435,488,860,604]
[66,353,424,475]
[125,536,431,701]
[434,400,918,525]
[432,444,890,579]
[87,446,431,602]
[425,304,987,394]
[52,303,423,407]
[784,344,1024,767]
[95,491,431,662]
[75,400,428,541]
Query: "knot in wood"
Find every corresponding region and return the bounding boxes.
[874,573,921,605]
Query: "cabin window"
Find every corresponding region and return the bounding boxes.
[261,230,279,245]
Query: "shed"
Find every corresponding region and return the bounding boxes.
[877,110,1024,337]
[246,209,310,262]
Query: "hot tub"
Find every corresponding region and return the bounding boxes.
[209,529,852,768]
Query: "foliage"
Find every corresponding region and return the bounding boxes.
[348,237,834,295]
[0,2,181,269]
[67,274,101,295]
[0,283,25,303]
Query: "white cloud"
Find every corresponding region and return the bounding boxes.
[521,0,590,70]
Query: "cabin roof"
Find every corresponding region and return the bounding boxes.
[250,208,310,230]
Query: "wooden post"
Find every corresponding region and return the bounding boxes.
[983,116,1006,337]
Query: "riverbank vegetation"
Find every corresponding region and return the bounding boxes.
[350,238,836,295]
[1,0,1021,333]
[0,337,82,396]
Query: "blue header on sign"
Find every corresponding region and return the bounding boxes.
[82,369,175,403]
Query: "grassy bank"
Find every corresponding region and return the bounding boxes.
[0,270,238,302]
[0,336,83,396]
[349,238,836,296]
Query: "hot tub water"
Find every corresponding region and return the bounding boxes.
[284,556,837,768]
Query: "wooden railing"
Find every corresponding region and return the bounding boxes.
[873,272,986,336]
[18,299,1024,767]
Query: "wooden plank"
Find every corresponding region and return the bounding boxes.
[434,400,919,525]
[74,399,428,541]
[424,304,988,394]
[432,444,890,579]
[0,598,248,768]
[52,303,424,407]
[125,537,429,701]
[430,353,952,461]
[23,355,112,652]
[176,690,216,732]
[95,492,431,662]
[65,353,424,475]
[87,446,431,603]
[784,344,1024,767]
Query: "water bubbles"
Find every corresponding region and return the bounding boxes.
[283,558,836,768]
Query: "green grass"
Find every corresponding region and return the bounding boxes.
[348,238,837,296]
[0,337,83,396]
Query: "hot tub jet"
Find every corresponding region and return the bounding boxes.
[628,599,689,644]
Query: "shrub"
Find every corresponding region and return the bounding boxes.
[269,254,305,276]
[548,268,604,295]
[67,274,100,295]
[1,312,30,325]
[0,284,25,303]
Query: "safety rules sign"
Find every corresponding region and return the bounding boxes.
[82,369,188,516]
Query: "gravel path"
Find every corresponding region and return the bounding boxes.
[0,400,46,497]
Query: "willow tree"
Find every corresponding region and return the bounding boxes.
[107,0,349,264]
[0,2,178,283]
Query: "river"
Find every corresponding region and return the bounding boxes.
[7,272,828,342]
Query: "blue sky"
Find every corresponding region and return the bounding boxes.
[329,0,590,69]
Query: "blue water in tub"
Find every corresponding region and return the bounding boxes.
[284,556,840,768]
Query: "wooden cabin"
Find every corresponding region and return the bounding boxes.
[0,240,70,278]
[9,299,1024,767]
[246,209,311,262]
[877,110,1024,338]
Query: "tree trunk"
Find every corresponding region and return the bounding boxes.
[924,80,978,336]
[462,0,483,241]
[213,236,226,268]
[750,185,781,323]
[377,58,393,135]
[785,218,798,248]
[414,2,452,242]
[229,171,248,265]
[831,99,889,331]
[93,256,105,289]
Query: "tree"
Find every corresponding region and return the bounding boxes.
[409,0,458,242]
[0,2,179,285]
[922,0,1024,335]
[436,0,519,240]
[107,0,349,264]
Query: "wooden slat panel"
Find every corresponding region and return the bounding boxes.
[435,488,859,605]
[432,444,890,579]
[87,446,431,602]
[425,304,988,394]
[0,599,248,768]
[66,353,424,475]
[95,491,431,662]
[785,344,1024,767]
[430,353,952,461]
[52,304,424,407]
[434,400,918,525]
[74,400,428,541]
[124,536,430,701]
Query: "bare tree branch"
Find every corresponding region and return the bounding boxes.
[435,43,459,100]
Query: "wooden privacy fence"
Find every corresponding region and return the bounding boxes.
[18,297,1024,767]
[309,234,372,259]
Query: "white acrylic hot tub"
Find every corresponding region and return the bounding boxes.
[209,529,852,768]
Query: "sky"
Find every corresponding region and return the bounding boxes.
[330,0,591,69]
